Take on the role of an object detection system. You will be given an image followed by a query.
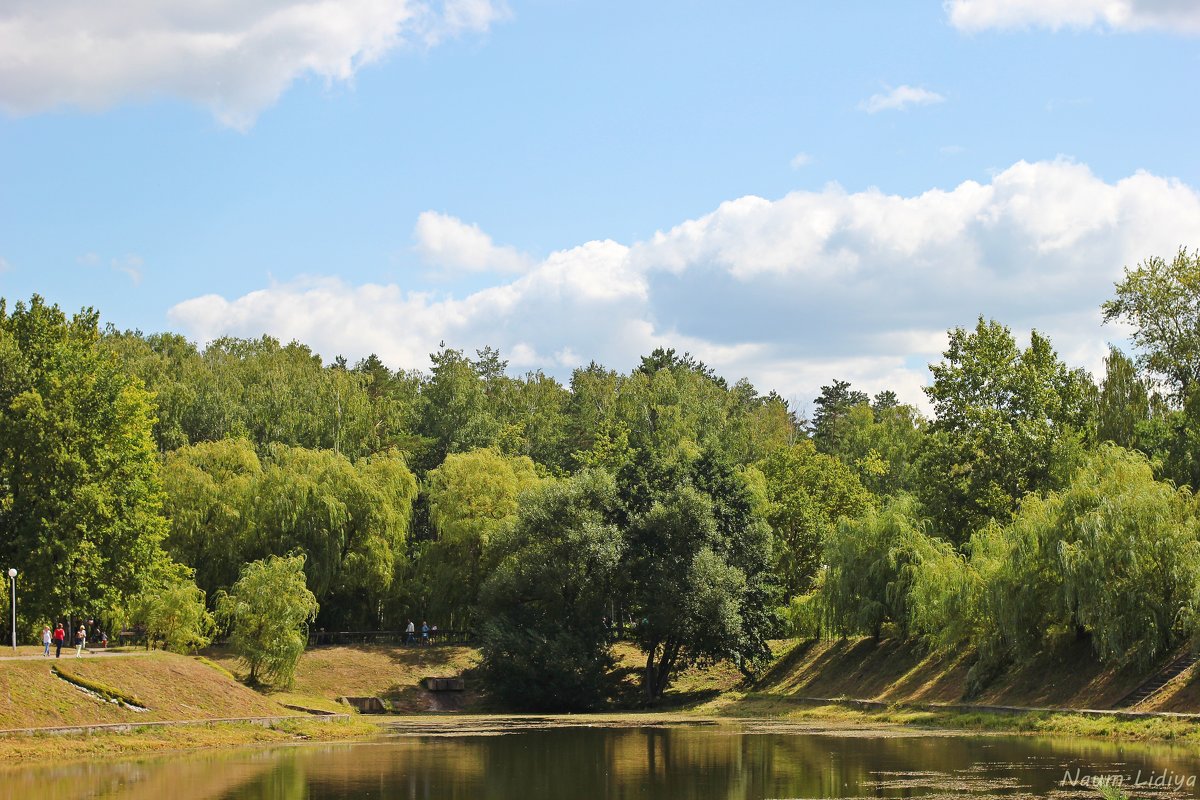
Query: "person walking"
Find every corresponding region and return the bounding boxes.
[75,625,86,657]
[41,626,51,657]
[53,623,65,658]
[405,619,415,645]
[421,621,429,646]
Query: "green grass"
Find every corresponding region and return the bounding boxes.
[705,695,1200,742]
[0,718,381,768]
[51,665,148,708]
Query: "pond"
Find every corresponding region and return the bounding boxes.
[6,718,1200,799]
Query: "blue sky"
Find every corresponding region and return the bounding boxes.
[2,1,1200,409]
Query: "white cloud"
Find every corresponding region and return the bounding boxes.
[859,85,946,114]
[946,0,1200,33]
[169,160,1200,410]
[79,251,144,284]
[0,0,509,129]
[413,211,531,274]
[0,256,11,273]
[112,255,144,286]
[790,152,813,169]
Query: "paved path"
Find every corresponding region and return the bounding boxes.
[0,648,151,661]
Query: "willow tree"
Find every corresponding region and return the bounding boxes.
[821,495,927,639]
[423,448,542,625]
[0,296,176,632]
[161,438,262,599]
[251,445,418,628]
[1052,446,1200,666]
[217,554,319,686]
[940,446,1200,671]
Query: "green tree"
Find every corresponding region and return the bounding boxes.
[477,471,623,710]
[216,554,319,686]
[811,401,926,498]
[821,495,928,639]
[423,448,542,624]
[251,446,417,628]
[623,452,776,699]
[161,438,262,599]
[418,344,500,469]
[917,318,1093,542]
[0,296,176,630]
[811,379,869,454]
[757,442,873,596]
[135,579,214,653]
[1096,346,1151,449]
[1102,247,1200,399]
[912,447,1200,677]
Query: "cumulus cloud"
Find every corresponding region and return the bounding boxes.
[946,0,1200,33]
[0,0,509,129]
[859,85,946,114]
[169,160,1200,409]
[413,211,531,274]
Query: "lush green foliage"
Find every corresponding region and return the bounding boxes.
[421,448,542,624]
[623,452,778,698]
[758,441,873,596]
[0,297,175,630]
[162,440,417,628]
[821,496,928,639]
[918,318,1093,542]
[216,554,319,686]
[477,470,623,710]
[11,264,1200,709]
[1103,247,1200,399]
[135,579,214,653]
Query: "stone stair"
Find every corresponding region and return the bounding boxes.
[1114,649,1200,709]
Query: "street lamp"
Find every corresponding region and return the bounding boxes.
[7,568,15,652]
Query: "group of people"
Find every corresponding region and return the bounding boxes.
[404,620,437,645]
[39,623,107,658]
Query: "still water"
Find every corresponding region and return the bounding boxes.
[6,718,1200,800]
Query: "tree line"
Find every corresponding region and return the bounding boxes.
[2,247,1200,704]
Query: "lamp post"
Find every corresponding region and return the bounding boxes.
[7,568,15,652]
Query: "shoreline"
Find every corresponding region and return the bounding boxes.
[3,697,1200,768]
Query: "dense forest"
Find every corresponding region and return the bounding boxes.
[3,247,1200,707]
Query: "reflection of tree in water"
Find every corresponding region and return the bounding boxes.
[228,749,308,800]
[12,725,1200,800]
[0,749,275,800]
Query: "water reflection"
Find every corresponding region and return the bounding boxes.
[4,721,1200,800]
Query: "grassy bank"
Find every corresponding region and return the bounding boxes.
[0,717,381,766]
[744,637,1200,713]
[703,695,1200,743]
[5,634,1200,766]
[0,651,296,729]
[205,643,482,712]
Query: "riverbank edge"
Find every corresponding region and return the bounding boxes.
[710,693,1200,742]
[4,695,1200,769]
[0,716,383,766]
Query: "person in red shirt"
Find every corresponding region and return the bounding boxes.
[52,623,65,659]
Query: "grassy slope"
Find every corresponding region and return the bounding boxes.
[0,652,295,730]
[207,644,482,712]
[739,637,1196,713]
